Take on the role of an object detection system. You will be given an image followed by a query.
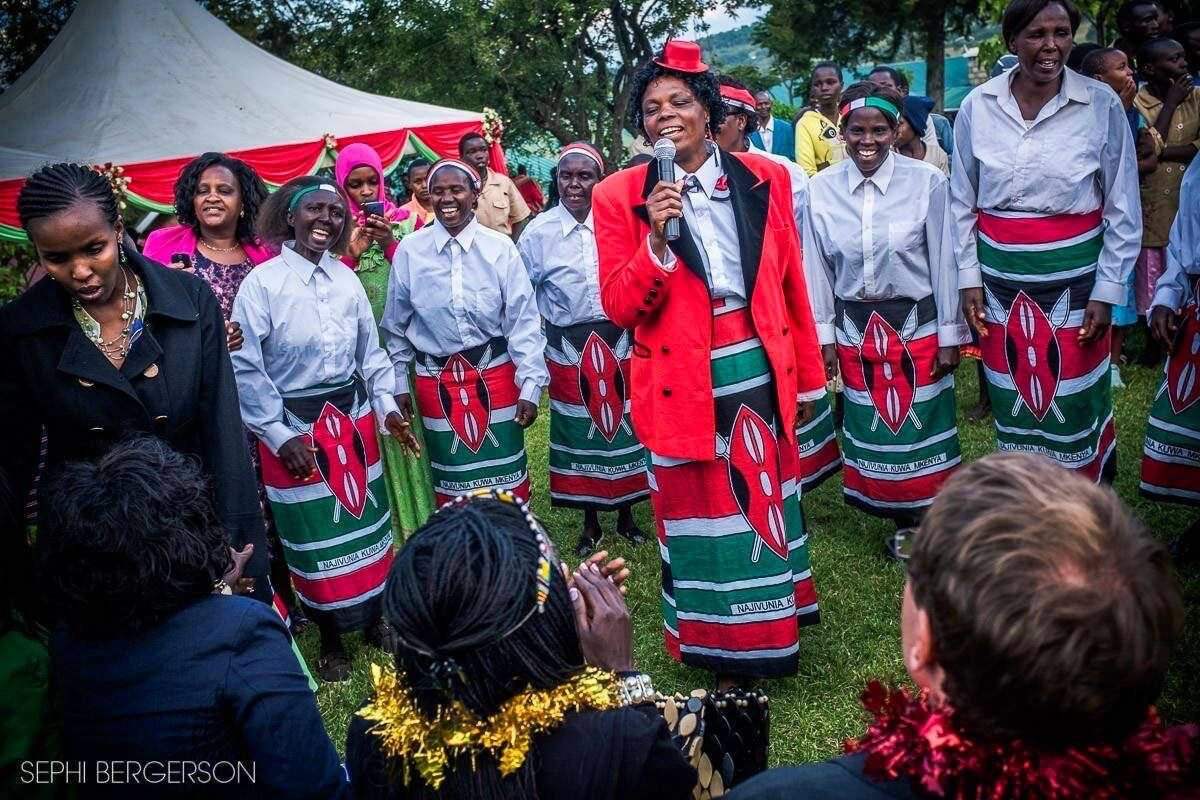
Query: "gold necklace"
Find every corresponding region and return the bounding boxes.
[199,238,242,253]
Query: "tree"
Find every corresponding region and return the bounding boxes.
[754,0,984,109]
[0,0,75,89]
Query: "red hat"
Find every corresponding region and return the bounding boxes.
[719,84,757,114]
[654,40,709,74]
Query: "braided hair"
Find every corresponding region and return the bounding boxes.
[17,163,120,235]
[172,152,268,244]
[628,55,726,141]
[362,498,582,799]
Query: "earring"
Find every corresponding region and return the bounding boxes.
[119,246,127,265]
[239,209,245,218]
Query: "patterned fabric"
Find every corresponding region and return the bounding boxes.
[837,296,961,517]
[795,391,841,493]
[259,380,394,632]
[977,210,1116,482]
[414,338,531,504]
[545,320,648,510]
[352,248,436,537]
[1142,276,1200,506]
[649,299,818,679]
[1136,247,1168,316]
[192,250,255,320]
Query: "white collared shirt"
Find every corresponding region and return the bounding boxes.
[803,152,966,347]
[760,116,775,152]
[1154,159,1200,311]
[231,243,400,453]
[517,203,605,327]
[653,146,747,299]
[381,216,548,403]
[950,67,1142,305]
[748,142,809,236]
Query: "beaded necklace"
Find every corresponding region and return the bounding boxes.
[72,266,146,364]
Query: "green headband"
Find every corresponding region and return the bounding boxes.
[287,182,340,212]
[838,97,900,124]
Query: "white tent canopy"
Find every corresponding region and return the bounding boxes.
[0,0,480,178]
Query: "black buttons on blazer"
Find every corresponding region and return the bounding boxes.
[662,388,672,397]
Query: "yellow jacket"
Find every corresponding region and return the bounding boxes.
[795,110,846,176]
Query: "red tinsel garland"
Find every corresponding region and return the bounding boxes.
[844,681,1200,799]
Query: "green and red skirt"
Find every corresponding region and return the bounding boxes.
[1142,276,1200,506]
[977,209,1116,482]
[649,298,819,678]
[414,338,531,504]
[259,379,394,632]
[837,296,960,518]
[795,391,841,493]
[545,319,648,510]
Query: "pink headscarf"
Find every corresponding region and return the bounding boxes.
[334,143,409,224]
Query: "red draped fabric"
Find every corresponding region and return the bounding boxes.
[1,119,503,241]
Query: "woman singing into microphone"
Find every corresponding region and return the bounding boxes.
[592,41,827,685]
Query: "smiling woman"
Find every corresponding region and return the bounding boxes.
[230,176,418,683]
[592,40,827,688]
[952,0,1141,484]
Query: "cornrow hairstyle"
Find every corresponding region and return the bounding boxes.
[839,81,904,131]
[628,54,726,142]
[716,73,760,134]
[17,162,120,235]
[172,152,268,245]
[254,176,352,253]
[361,497,583,799]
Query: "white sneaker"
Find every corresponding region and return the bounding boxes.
[1111,364,1126,390]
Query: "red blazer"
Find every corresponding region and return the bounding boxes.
[593,149,824,461]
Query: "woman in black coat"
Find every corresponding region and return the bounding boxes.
[0,163,268,601]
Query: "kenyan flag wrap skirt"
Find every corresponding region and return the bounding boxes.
[258,378,394,632]
[837,295,961,518]
[648,297,819,678]
[545,319,649,510]
[795,390,842,493]
[414,337,531,505]
[977,209,1116,482]
[1141,275,1200,506]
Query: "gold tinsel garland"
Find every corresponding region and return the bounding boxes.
[357,663,619,789]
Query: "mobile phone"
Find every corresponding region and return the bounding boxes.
[173,253,193,270]
[361,200,385,218]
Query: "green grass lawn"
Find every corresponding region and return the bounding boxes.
[302,351,1200,767]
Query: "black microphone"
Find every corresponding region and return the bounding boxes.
[653,138,680,242]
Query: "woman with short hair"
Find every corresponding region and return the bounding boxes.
[143,151,274,317]
[382,159,548,505]
[518,143,649,556]
[42,437,349,800]
[954,0,1140,482]
[593,40,826,685]
[803,82,965,559]
[231,176,417,681]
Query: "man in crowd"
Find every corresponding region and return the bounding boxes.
[458,132,532,240]
[749,89,796,160]
[1116,0,1168,73]
[867,65,954,159]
